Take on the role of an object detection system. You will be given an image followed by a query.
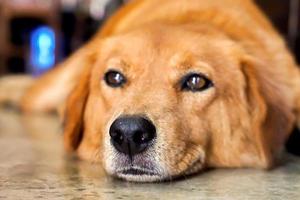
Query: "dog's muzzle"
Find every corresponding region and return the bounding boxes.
[108,115,159,179]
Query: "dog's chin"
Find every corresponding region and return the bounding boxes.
[115,172,162,182]
[109,166,161,182]
[105,156,206,182]
[110,160,205,182]
[104,144,206,182]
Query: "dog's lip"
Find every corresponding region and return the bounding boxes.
[117,167,158,176]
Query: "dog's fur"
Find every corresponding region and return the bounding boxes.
[2,0,300,182]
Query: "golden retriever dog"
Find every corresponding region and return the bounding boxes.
[1,0,300,182]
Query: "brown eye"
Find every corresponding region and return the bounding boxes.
[104,70,126,88]
[181,73,213,92]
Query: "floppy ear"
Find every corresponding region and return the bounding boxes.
[21,37,103,113]
[241,56,294,168]
[63,59,93,152]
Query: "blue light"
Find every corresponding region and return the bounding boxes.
[30,26,55,74]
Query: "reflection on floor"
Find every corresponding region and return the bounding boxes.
[0,108,300,200]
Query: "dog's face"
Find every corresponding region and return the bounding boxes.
[63,24,293,182]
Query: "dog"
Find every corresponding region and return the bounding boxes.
[1,0,300,182]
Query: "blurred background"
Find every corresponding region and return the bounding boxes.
[0,0,130,76]
[0,0,299,76]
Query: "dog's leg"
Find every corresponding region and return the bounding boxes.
[0,75,34,108]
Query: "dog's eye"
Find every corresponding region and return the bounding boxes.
[104,70,126,87]
[181,73,213,92]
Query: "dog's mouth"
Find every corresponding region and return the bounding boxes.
[115,167,161,181]
[120,168,157,176]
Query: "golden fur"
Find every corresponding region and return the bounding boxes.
[3,0,300,182]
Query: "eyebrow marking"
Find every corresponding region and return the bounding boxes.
[106,58,132,72]
[171,54,212,71]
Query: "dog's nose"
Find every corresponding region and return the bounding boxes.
[109,115,156,156]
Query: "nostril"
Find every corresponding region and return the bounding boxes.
[133,131,155,145]
[110,130,124,145]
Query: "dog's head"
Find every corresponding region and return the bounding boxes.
[63,24,294,182]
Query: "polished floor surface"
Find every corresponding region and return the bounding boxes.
[0,108,300,200]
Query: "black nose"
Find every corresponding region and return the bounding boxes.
[109,115,156,156]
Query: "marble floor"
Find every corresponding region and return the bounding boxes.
[0,107,300,200]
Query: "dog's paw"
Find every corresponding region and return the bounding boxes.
[0,75,34,108]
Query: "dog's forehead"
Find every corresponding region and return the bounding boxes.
[101,25,229,56]
[98,25,242,78]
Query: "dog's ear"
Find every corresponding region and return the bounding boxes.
[63,57,94,152]
[241,56,294,168]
